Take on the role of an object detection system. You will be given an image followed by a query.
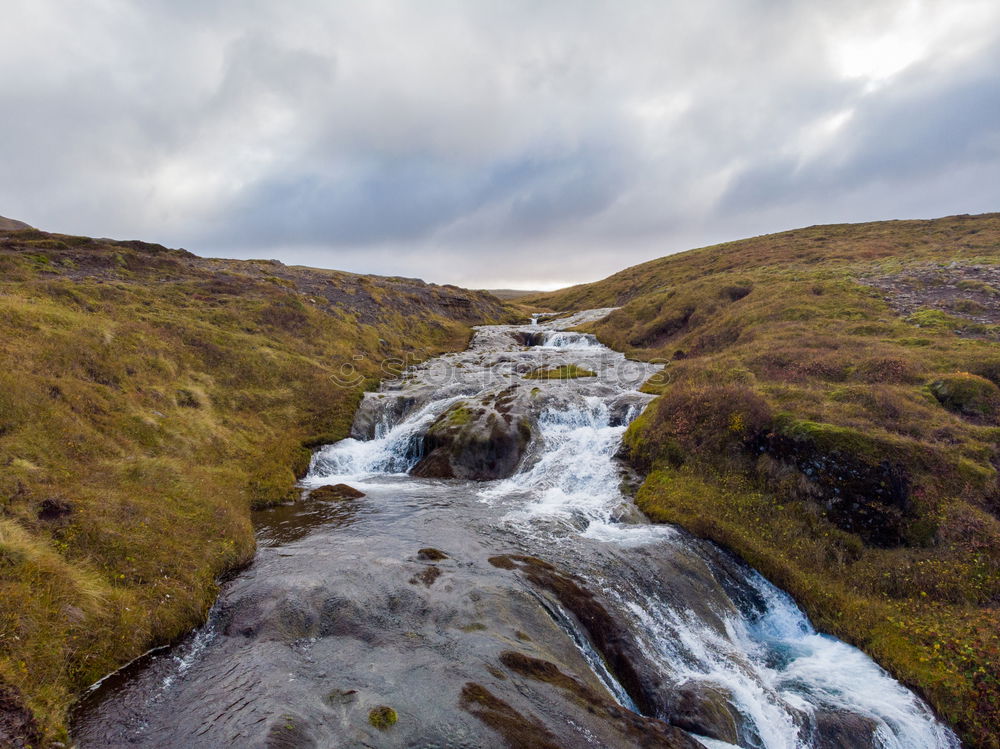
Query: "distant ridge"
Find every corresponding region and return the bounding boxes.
[0,215,32,231]
[483,288,545,300]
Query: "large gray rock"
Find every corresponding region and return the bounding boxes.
[666,683,742,744]
[813,709,881,748]
[411,398,532,480]
[350,393,418,440]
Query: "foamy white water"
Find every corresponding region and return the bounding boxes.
[538,330,602,349]
[308,396,461,478]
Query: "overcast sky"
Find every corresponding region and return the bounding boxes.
[1,1,998,288]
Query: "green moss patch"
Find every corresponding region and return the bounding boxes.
[929,373,1000,422]
[368,705,398,729]
[523,364,596,380]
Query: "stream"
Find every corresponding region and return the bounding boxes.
[72,310,960,748]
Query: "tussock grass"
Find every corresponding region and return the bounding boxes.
[531,213,1000,748]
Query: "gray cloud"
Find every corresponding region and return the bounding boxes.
[720,39,1000,214]
[1,0,997,288]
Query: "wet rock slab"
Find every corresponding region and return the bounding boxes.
[306,483,365,501]
[73,506,707,747]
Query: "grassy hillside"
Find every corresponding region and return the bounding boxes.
[0,226,512,745]
[0,217,31,232]
[529,213,1000,748]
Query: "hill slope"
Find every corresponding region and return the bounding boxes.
[0,226,513,744]
[530,213,1000,748]
[0,216,32,232]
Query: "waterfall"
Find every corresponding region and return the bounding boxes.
[538,330,602,349]
[479,399,634,533]
[309,396,461,478]
[478,376,956,747]
[608,567,958,748]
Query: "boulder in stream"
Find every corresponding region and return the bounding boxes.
[307,483,365,500]
[411,399,533,480]
[813,709,881,748]
[666,682,742,744]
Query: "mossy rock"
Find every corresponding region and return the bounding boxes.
[308,483,365,501]
[411,404,533,480]
[449,405,475,425]
[368,705,397,730]
[775,417,885,462]
[417,547,449,561]
[929,373,1000,422]
[523,364,596,380]
[426,401,482,435]
[766,417,912,546]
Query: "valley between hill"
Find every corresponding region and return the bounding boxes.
[3,213,999,747]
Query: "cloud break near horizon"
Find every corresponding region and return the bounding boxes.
[1,1,998,289]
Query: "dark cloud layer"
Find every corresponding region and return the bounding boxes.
[1,1,998,287]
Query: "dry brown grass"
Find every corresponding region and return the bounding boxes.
[0,228,513,743]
